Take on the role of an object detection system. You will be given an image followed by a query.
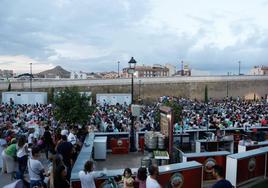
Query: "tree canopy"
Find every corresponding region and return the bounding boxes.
[53,87,94,125]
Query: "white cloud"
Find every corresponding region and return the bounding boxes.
[0,0,268,74]
[0,55,54,74]
[49,42,110,60]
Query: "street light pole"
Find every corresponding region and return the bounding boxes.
[181,60,184,76]
[238,61,241,75]
[138,80,141,103]
[117,61,120,78]
[227,72,229,97]
[128,57,137,152]
[30,62,32,92]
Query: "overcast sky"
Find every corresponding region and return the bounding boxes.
[0,0,268,75]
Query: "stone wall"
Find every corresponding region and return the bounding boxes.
[1,76,267,103]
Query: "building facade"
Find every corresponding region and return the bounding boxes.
[122,65,169,78]
[70,71,87,79]
[250,66,268,75]
[0,69,14,78]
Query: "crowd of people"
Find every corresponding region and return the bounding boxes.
[1,97,267,187]
[0,103,87,188]
[163,97,268,131]
[88,104,160,133]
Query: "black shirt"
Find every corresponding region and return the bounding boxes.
[43,130,53,145]
[212,179,233,188]
[57,141,73,166]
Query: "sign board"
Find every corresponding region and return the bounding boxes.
[159,106,174,162]
[131,104,141,117]
[2,92,47,105]
[96,93,131,106]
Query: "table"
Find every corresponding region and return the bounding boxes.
[195,139,234,153]
[238,140,268,153]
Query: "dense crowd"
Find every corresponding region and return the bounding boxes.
[0,103,87,188]
[178,98,268,130]
[88,104,160,133]
[0,97,268,187]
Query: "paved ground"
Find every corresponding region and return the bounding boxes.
[95,152,145,171]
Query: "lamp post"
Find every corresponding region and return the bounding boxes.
[138,80,141,103]
[238,61,241,75]
[181,60,184,76]
[30,62,32,92]
[128,57,137,152]
[226,72,229,97]
[117,61,120,78]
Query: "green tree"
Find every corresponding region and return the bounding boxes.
[53,87,94,125]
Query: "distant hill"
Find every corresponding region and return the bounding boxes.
[36,66,70,78]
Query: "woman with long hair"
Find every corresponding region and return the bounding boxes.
[16,135,28,179]
[47,154,64,188]
[54,164,69,188]
[122,168,134,188]
[135,167,147,188]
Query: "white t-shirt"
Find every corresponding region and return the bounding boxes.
[68,132,77,145]
[146,176,161,188]
[17,143,28,158]
[0,138,7,168]
[79,171,97,188]
[28,133,34,144]
[28,158,44,181]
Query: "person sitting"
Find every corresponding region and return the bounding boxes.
[211,165,233,188]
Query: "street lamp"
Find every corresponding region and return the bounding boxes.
[238,61,241,75]
[181,60,184,76]
[117,61,120,78]
[30,62,32,92]
[128,57,137,152]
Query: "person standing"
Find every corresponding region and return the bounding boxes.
[16,136,28,179]
[56,135,73,181]
[122,168,134,188]
[2,138,17,176]
[0,132,7,171]
[135,167,147,188]
[146,165,161,188]
[211,165,233,188]
[43,126,54,159]
[54,164,69,188]
[28,147,45,188]
[79,160,97,188]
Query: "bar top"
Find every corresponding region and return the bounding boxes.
[240,140,268,147]
[196,139,233,143]
[71,133,94,180]
[70,161,202,181]
[183,151,230,158]
[228,148,267,159]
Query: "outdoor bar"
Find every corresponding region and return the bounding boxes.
[226,147,268,187]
